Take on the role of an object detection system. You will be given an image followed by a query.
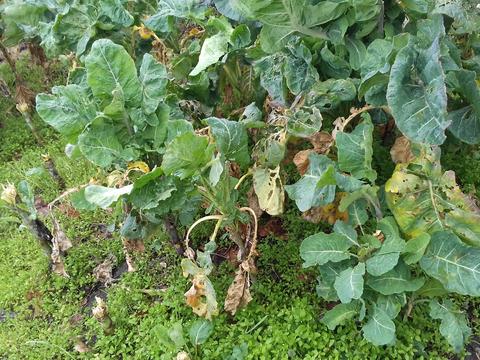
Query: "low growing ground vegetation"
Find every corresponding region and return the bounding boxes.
[1,0,480,359]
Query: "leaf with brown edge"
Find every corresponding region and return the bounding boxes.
[302,193,348,225]
[224,260,254,315]
[182,259,218,320]
[390,136,414,164]
[184,274,218,320]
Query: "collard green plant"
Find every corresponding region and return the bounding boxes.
[14,0,480,353]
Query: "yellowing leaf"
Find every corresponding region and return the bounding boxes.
[128,161,150,173]
[253,166,285,216]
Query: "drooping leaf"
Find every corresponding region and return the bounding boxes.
[139,54,168,115]
[321,301,359,330]
[252,166,284,216]
[362,307,396,346]
[429,300,471,353]
[320,46,351,79]
[84,184,133,209]
[182,259,218,320]
[85,39,142,107]
[206,118,250,167]
[285,153,336,212]
[336,115,377,182]
[300,232,352,267]
[334,262,365,303]
[420,231,480,296]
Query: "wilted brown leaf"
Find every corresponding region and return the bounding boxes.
[52,218,72,252]
[390,136,414,164]
[308,131,334,153]
[293,150,313,175]
[93,254,116,286]
[224,260,254,315]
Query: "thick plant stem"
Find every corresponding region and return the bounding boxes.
[10,205,53,257]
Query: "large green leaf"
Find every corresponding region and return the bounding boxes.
[336,115,377,182]
[78,118,136,168]
[420,231,480,296]
[334,262,365,303]
[85,39,142,107]
[285,154,336,212]
[36,85,96,138]
[321,302,359,330]
[366,217,406,276]
[206,118,250,167]
[139,54,168,115]
[300,232,352,267]
[99,0,133,27]
[385,146,480,246]
[362,307,395,346]
[367,261,425,295]
[162,132,214,179]
[429,300,471,353]
[447,70,480,144]
[145,0,208,32]
[386,38,448,145]
[234,0,349,52]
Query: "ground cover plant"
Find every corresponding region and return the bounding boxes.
[1,0,480,358]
